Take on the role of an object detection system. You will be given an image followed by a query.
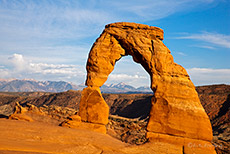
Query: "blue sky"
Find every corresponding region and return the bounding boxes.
[0,0,229,87]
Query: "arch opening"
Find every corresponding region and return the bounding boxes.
[101,55,153,119]
[103,55,151,90]
[101,55,153,144]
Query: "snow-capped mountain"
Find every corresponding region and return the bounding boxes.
[0,79,82,92]
[100,82,151,93]
[0,79,152,93]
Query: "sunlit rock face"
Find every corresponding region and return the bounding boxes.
[79,22,216,154]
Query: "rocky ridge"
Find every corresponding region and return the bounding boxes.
[196,84,230,154]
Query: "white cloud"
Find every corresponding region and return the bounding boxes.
[8,53,28,72]
[0,66,9,78]
[191,45,216,50]
[1,54,151,87]
[29,63,85,76]
[106,67,230,87]
[109,74,147,80]
[2,54,230,87]
[176,52,187,56]
[187,68,230,86]
[106,73,149,88]
[176,32,230,48]
[0,45,89,65]
[0,54,86,84]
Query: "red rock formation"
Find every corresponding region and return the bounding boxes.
[76,22,216,153]
[8,102,33,122]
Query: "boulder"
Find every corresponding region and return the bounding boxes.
[79,87,109,125]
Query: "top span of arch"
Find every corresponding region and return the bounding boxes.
[105,22,164,40]
[85,22,186,88]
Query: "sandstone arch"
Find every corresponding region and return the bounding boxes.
[78,22,216,153]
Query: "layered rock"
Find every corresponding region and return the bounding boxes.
[77,22,215,153]
[8,102,34,122]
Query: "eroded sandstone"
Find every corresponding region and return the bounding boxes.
[8,102,34,122]
[79,87,109,125]
[71,22,215,153]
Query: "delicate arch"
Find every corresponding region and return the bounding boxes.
[79,22,213,146]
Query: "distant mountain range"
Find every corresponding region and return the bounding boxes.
[0,79,83,93]
[0,79,152,93]
[101,82,152,93]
